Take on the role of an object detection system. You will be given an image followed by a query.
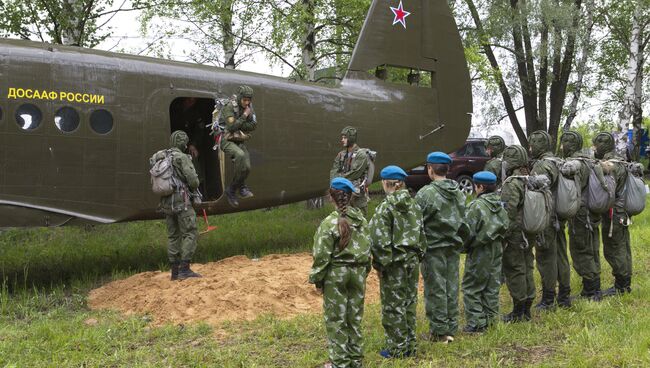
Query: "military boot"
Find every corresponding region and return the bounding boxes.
[557,286,572,308]
[602,276,626,297]
[239,185,254,199]
[225,185,239,207]
[170,261,180,281]
[178,261,202,280]
[523,299,533,321]
[502,300,525,323]
[535,289,556,311]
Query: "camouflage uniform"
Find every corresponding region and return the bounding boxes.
[330,127,371,214]
[501,145,535,320]
[484,135,506,184]
[561,131,602,299]
[220,86,257,200]
[416,179,467,337]
[462,191,508,330]
[150,131,200,279]
[369,188,425,356]
[529,131,571,308]
[309,207,371,368]
[594,132,632,294]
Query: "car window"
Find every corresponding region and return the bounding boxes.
[472,142,488,157]
[455,144,470,157]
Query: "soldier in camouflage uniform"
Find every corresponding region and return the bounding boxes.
[416,152,468,342]
[500,145,535,322]
[462,171,508,333]
[150,131,202,280]
[484,135,506,184]
[528,131,572,309]
[330,126,371,214]
[369,165,425,358]
[593,132,633,295]
[560,131,602,301]
[221,85,257,208]
[309,177,371,368]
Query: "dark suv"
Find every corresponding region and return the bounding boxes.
[405,138,491,194]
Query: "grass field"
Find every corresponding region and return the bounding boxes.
[1,196,649,367]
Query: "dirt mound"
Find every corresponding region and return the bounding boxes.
[88,253,381,326]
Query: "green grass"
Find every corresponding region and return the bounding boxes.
[1,197,650,367]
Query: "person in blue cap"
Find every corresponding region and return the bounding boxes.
[369,165,425,358]
[415,152,468,343]
[309,177,371,368]
[461,171,509,333]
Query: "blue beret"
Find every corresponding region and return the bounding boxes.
[380,165,407,180]
[330,177,358,193]
[427,151,452,164]
[473,171,497,184]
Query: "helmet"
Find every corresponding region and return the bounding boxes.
[560,131,583,158]
[341,126,357,146]
[502,145,528,174]
[170,130,189,151]
[528,130,552,159]
[237,85,254,102]
[486,135,506,157]
[592,132,615,159]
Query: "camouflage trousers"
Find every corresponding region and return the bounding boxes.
[165,207,198,263]
[379,257,419,355]
[503,233,535,303]
[534,221,571,293]
[323,264,368,368]
[568,207,601,283]
[601,209,632,280]
[421,246,460,336]
[462,240,502,329]
[221,140,250,189]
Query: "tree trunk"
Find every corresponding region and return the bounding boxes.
[617,7,642,133]
[220,0,236,69]
[510,0,538,137]
[301,0,317,81]
[539,19,549,131]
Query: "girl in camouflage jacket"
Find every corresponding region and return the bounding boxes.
[309,178,371,368]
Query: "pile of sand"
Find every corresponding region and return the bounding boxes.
[88,253,381,327]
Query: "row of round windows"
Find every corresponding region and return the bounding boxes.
[0,103,114,134]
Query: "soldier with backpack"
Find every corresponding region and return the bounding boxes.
[149,130,202,280]
[484,135,506,184]
[528,131,572,309]
[560,131,603,301]
[593,132,633,295]
[500,145,537,322]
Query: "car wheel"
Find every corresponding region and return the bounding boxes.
[456,175,474,195]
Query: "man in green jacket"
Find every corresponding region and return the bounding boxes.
[501,145,535,322]
[560,131,602,300]
[484,135,506,184]
[593,132,632,295]
[529,130,571,309]
[150,130,202,280]
[330,126,371,214]
[416,152,468,342]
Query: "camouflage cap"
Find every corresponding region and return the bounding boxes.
[560,131,583,158]
[170,130,189,151]
[528,130,552,159]
[486,135,506,157]
[341,126,357,145]
[502,144,528,171]
[592,132,615,159]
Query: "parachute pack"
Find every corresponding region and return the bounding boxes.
[606,160,647,216]
[149,150,182,196]
[505,174,553,235]
[543,157,581,220]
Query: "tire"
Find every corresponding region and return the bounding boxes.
[456,175,474,195]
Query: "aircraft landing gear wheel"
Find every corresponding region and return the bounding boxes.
[456,175,474,195]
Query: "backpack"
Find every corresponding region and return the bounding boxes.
[504,175,552,235]
[574,158,615,214]
[612,161,647,216]
[359,148,377,188]
[543,157,581,220]
[150,150,182,196]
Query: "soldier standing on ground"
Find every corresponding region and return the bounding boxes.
[593,132,633,295]
[330,126,371,214]
[416,152,468,343]
[309,178,371,368]
[462,171,508,333]
[369,165,425,359]
[560,131,603,301]
[528,131,572,309]
[484,135,506,184]
[500,145,535,322]
[221,85,257,208]
[150,131,202,280]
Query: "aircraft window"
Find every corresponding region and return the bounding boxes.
[55,107,80,133]
[372,65,433,88]
[15,103,42,131]
[90,109,113,134]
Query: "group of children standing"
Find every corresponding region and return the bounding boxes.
[309,151,509,368]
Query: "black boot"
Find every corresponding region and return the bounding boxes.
[590,278,602,302]
[502,300,525,323]
[178,261,202,280]
[523,299,533,321]
[225,185,239,207]
[624,276,632,293]
[535,289,556,311]
[557,286,571,308]
[603,276,626,297]
[239,185,254,199]
[170,261,180,281]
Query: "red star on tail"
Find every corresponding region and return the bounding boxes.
[390,1,411,29]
